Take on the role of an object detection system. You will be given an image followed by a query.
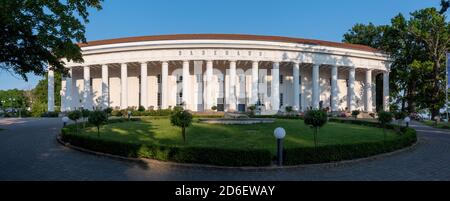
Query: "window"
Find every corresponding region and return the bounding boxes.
[259,75,264,83]
[279,75,283,84]
[299,93,302,109]
[346,79,349,87]
[157,74,161,84]
[329,78,332,86]
[280,93,284,107]
[299,76,302,85]
[177,75,183,83]
[179,92,183,98]
[157,93,161,107]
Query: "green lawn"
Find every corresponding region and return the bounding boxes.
[77,118,399,154]
[423,120,450,129]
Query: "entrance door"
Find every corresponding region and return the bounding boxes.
[238,104,246,112]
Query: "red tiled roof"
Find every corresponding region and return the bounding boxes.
[78,34,380,53]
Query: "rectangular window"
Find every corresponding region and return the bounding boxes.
[346,79,349,87]
[157,74,161,84]
[299,93,302,110]
[157,93,161,107]
[299,76,302,85]
[177,75,183,83]
[279,75,283,84]
[280,93,284,107]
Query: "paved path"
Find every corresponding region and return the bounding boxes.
[0,118,449,181]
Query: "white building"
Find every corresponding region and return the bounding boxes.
[47,34,390,114]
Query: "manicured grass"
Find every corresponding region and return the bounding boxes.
[77,117,399,154]
[423,120,450,129]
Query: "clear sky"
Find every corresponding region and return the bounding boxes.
[0,0,441,90]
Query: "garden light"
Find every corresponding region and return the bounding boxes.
[274,127,286,166]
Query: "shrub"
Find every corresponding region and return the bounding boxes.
[67,110,82,134]
[369,113,376,119]
[111,110,122,117]
[378,111,394,143]
[138,105,145,112]
[211,106,217,111]
[103,107,113,117]
[88,110,108,137]
[351,110,360,119]
[285,106,293,113]
[284,127,416,165]
[304,109,328,149]
[170,109,193,143]
[60,120,271,166]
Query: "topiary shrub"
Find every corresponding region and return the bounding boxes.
[304,109,328,149]
[211,105,217,111]
[88,110,108,137]
[285,106,293,113]
[103,107,113,118]
[351,110,360,119]
[378,111,393,143]
[170,109,193,143]
[138,105,145,112]
[67,110,82,134]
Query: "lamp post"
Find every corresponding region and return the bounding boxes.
[62,116,69,127]
[274,127,286,166]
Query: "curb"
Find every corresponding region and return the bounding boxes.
[56,134,419,170]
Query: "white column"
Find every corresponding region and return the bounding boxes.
[293,62,300,111]
[251,61,259,105]
[206,60,213,110]
[365,69,373,112]
[101,64,109,109]
[140,62,148,109]
[83,66,91,110]
[161,61,168,109]
[331,65,338,112]
[271,62,280,111]
[383,71,390,111]
[348,67,355,111]
[312,64,320,109]
[47,69,55,112]
[228,60,237,111]
[182,60,190,109]
[65,68,72,111]
[120,63,128,109]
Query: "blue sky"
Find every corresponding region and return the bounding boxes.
[0,0,441,90]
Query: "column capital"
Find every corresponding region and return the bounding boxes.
[206,60,213,64]
[182,60,190,64]
[229,60,237,63]
[252,60,259,64]
[292,61,300,65]
[161,60,169,65]
[139,61,148,65]
[312,63,321,67]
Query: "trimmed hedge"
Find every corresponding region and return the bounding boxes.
[283,121,417,165]
[61,117,417,166]
[61,119,271,166]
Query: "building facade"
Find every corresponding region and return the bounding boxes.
[47,34,390,114]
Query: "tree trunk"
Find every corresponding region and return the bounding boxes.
[97,126,100,137]
[313,128,318,149]
[182,127,186,143]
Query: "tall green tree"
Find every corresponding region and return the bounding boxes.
[343,6,450,118]
[0,0,102,81]
[30,72,61,116]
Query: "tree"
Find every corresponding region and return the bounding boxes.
[68,110,82,134]
[303,109,328,149]
[378,111,393,143]
[30,72,62,116]
[343,6,450,119]
[0,0,103,81]
[81,109,90,128]
[88,110,107,137]
[170,109,193,143]
[440,0,450,14]
[103,107,113,118]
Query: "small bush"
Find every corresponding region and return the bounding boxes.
[211,106,217,111]
[304,109,328,148]
[285,106,293,113]
[351,110,360,119]
[88,110,108,137]
[138,105,145,112]
[170,109,193,143]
